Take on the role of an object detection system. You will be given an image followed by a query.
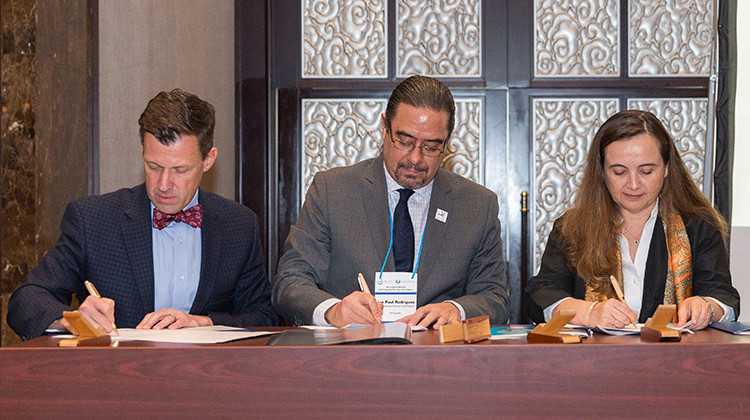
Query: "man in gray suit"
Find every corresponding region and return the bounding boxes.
[273,75,509,328]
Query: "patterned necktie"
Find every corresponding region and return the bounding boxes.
[152,204,203,230]
[393,188,415,272]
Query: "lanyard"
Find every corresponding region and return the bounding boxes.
[379,200,427,279]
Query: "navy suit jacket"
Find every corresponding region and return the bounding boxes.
[7,184,279,340]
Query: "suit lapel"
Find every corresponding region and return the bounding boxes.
[416,170,452,283]
[361,157,393,270]
[122,184,156,313]
[191,190,218,314]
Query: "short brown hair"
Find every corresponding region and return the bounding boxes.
[138,88,215,159]
[384,75,455,140]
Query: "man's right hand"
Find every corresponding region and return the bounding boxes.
[324,291,383,327]
[60,295,116,333]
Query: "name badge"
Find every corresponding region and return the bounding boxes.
[374,272,417,322]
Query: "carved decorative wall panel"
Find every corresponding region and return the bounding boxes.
[534,0,619,77]
[627,98,708,190]
[532,98,618,271]
[301,98,483,202]
[444,99,483,183]
[396,0,481,77]
[629,0,713,77]
[301,99,386,196]
[301,0,387,78]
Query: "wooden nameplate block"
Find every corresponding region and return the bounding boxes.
[640,304,680,342]
[527,310,581,344]
[439,315,491,343]
[59,310,112,347]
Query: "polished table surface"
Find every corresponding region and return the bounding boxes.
[3,326,750,418]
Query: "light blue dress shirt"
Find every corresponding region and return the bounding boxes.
[151,191,202,313]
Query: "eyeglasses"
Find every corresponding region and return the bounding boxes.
[389,134,445,157]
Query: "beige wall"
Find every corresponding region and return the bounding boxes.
[98,0,235,198]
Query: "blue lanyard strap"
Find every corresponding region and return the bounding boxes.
[380,199,426,279]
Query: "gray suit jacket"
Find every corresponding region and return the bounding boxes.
[273,157,509,325]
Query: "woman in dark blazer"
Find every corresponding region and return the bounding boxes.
[526,110,739,330]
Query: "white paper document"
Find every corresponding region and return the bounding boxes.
[108,325,277,344]
[565,323,694,336]
[301,324,427,332]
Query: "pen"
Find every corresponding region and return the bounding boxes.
[357,273,380,324]
[357,272,371,295]
[84,280,119,335]
[609,275,637,330]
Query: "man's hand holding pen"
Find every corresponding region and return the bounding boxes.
[324,272,383,327]
[60,294,117,334]
[325,292,383,327]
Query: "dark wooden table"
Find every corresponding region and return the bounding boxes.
[2,327,750,418]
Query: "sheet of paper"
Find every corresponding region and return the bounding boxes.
[301,324,427,332]
[107,325,277,344]
[589,323,694,336]
[594,324,644,336]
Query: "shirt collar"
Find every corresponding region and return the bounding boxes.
[647,197,659,223]
[382,164,434,198]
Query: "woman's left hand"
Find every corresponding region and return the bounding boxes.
[677,296,723,330]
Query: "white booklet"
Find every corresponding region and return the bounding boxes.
[566,323,694,336]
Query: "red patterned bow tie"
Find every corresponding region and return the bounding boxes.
[152,204,203,230]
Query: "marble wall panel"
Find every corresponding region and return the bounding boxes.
[1,0,37,347]
[1,0,91,347]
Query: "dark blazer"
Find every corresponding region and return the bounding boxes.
[7,184,279,340]
[272,156,509,325]
[525,214,740,324]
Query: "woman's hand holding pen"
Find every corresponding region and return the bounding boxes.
[588,299,638,328]
[555,298,637,328]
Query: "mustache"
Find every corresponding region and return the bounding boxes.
[397,161,428,172]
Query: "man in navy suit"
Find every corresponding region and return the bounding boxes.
[8,89,278,340]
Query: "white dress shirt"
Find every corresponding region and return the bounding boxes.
[311,165,465,325]
[544,202,734,322]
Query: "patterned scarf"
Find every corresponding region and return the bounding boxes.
[584,213,692,316]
